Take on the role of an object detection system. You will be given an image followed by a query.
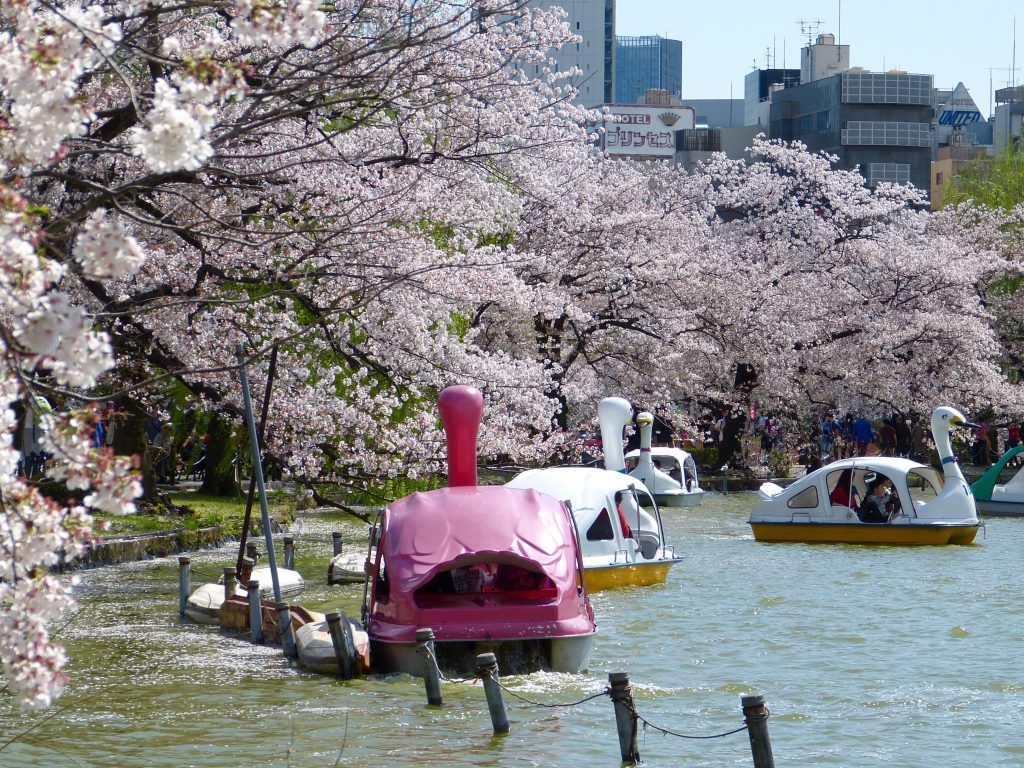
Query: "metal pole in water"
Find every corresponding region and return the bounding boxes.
[283,536,295,570]
[416,628,442,706]
[325,611,355,678]
[608,671,640,764]
[332,532,343,557]
[247,579,263,642]
[276,602,297,658]
[741,694,775,768]
[178,556,191,616]
[236,345,283,612]
[223,566,237,602]
[475,653,509,735]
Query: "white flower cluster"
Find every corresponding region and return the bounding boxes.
[231,0,327,49]
[73,209,146,279]
[132,79,217,173]
[0,3,121,171]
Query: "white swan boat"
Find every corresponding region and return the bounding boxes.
[506,466,680,590]
[625,412,704,506]
[184,566,305,625]
[971,445,1024,516]
[748,407,980,545]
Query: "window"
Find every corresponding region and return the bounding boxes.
[787,485,819,509]
[587,509,615,540]
[936,171,944,185]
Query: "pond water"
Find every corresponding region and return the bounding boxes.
[2,492,1022,767]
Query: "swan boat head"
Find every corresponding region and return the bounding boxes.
[598,397,634,473]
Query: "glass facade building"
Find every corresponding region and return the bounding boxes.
[614,35,682,104]
[770,71,935,196]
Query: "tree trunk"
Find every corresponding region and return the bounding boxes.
[112,397,159,501]
[200,411,241,496]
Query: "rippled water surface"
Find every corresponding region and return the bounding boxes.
[3,493,1023,767]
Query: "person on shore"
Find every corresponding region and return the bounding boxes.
[853,416,874,457]
[879,419,897,457]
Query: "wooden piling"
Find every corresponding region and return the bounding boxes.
[238,556,255,585]
[276,602,298,658]
[223,566,237,602]
[246,542,259,562]
[475,653,509,735]
[332,532,343,557]
[247,580,263,642]
[283,536,295,570]
[608,672,639,764]
[178,556,191,616]
[416,628,442,706]
[326,611,356,678]
[741,694,775,768]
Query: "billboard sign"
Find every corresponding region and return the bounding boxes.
[601,105,695,159]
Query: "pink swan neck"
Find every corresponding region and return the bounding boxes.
[437,385,484,487]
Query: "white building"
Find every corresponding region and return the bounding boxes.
[521,0,615,108]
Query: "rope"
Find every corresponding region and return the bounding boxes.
[629,700,754,740]
[417,644,476,685]
[490,674,611,709]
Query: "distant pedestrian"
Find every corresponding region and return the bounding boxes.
[852,416,874,457]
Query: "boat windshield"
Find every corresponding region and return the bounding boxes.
[907,467,943,503]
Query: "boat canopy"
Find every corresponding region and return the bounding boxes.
[380,486,580,593]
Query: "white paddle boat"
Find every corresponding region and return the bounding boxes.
[748,407,980,545]
[971,445,1024,516]
[625,412,704,506]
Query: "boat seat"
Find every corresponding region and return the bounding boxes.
[637,530,661,559]
[831,504,858,521]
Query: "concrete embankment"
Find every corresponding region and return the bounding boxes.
[67,526,230,569]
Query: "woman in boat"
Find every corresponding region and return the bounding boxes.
[829,469,858,509]
[858,473,893,524]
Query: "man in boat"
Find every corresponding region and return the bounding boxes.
[858,473,894,524]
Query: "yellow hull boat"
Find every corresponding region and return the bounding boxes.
[750,521,979,546]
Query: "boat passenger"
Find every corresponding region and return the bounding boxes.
[829,469,858,509]
[858,473,893,524]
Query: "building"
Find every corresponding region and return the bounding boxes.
[767,34,934,196]
[685,99,745,128]
[993,85,1024,153]
[931,143,991,208]
[614,35,681,105]
[744,68,800,127]
[520,0,615,108]
[675,98,757,171]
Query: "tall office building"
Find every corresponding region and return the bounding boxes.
[614,35,682,105]
[521,0,615,108]
[767,34,934,196]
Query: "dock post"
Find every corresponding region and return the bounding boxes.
[332,532,343,556]
[741,694,775,768]
[178,556,191,616]
[608,672,640,764]
[246,542,259,562]
[276,602,298,658]
[416,628,442,706]
[326,611,356,678]
[238,556,255,585]
[283,536,295,570]
[223,566,237,601]
[247,579,263,642]
[475,653,509,735]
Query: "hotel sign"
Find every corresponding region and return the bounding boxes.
[601,105,695,159]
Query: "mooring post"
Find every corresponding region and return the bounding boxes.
[238,556,255,585]
[276,602,298,658]
[332,531,343,557]
[178,556,191,616]
[326,611,355,678]
[247,579,263,642]
[223,566,237,602]
[741,694,775,768]
[416,628,442,706]
[608,671,640,764]
[283,536,295,570]
[475,652,509,735]
[246,542,259,562]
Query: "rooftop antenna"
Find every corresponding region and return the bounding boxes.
[798,19,823,47]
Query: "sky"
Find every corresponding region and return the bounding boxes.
[615,0,1022,116]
